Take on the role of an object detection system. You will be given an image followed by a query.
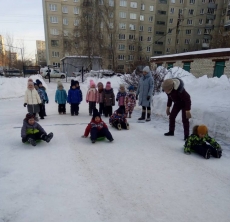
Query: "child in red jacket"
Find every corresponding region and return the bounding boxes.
[82,108,114,143]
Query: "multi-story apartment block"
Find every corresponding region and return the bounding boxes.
[42,0,226,72]
[36,40,47,66]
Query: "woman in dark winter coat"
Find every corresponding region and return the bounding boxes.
[103,81,115,117]
[21,113,53,146]
[82,108,114,143]
[184,125,222,159]
[161,78,191,140]
[136,66,154,122]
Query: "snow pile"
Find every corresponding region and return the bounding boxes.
[0,75,47,99]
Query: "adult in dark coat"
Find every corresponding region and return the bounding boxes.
[161,78,191,140]
[136,66,154,121]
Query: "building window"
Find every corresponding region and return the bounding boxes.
[119,34,126,40]
[73,7,79,14]
[109,0,114,6]
[166,48,170,53]
[50,16,58,23]
[130,2,137,8]
[120,0,127,7]
[158,10,166,15]
[109,23,113,29]
[73,0,79,2]
[130,13,137,19]
[147,46,151,52]
[200,9,204,14]
[159,0,167,3]
[148,27,152,32]
[118,55,125,60]
[63,18,68,25]
[63,30,68,36]
[140,15,144,21]
[141,4,145,10]
[204,29,211,34]
[147,37,152,42]
[189,0,195,3]
[168,28,172,33]
[50,29,59,35]
[150,6,154,11]
[207,8,215,14]
[180,0,184,3]
[168,38,171,44]
[118,44,125,50]
[169,18,173,23]
[109,12,114,18]
[186,29,192,34]
[52,51,59,57]
[176,39,179,44]
[185,39,191,44]
[156,31,164,35]
[149,16,153,22]
[155,41,163,45]
[119,23,126,29]
[170,8,174,13]
[129,45,135,51]
[195,39,200,44]
[62,6,68,13]
[128,55,134,61]
[197,29,202,35]
[49,4,57,11]
[129,24,136,30]
[129,34,135,40]
[157,21,165,25]
[74,19,79,26]
[138,46,142,51]
[189,9,194,15]
[187,19,193,25]
[139,25,144,31]
[119,12,126,18]
[139,36,143,41]
[199,19,203,24]
[154,51,162,55]
[99,0,104,5]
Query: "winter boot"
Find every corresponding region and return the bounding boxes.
[164,131,174,136]
[204,149,211,159]
[126,123,130,130]
[109,138,114,142]
[210,147,222,158]
[117,123,122,130]
[146,110,151,121]
[138,109,146,121]
[28,138,36,146]
[91,140,96,143]
[45,133,53,143]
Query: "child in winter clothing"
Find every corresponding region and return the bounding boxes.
[55,83,67,114]
[103,81,115,117]
[82,108,114,143]
[36,79,49,116]
[184,125,222,159]
[124,85,136,118]
[86,80,98,116]
[67,81,82,116]
[116,84,127,114]
[21,113,53,146]
[34,83,46,119]
[97,82,105,115]
[24,81,41,121]
[109,107,129,130]
[75,81,83,114]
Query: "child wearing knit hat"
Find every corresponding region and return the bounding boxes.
[109,107,129,130]
[55,83,67,114]
[82,108,114,143]
[184,125,222,159]
[86,80,98,116]
[36,79,49,116]
[116,84,127,114]
[21,113,53,146]
[124,85,136,118]
[97,82,105,115]
[103,81,115,117]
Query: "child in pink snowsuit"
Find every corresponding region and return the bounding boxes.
[124,85,136,118]
[86,80,98,116]
[116,84,127,114]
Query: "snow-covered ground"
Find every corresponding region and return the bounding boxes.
[0,74,230,222]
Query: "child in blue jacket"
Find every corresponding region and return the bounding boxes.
[55,83,67,114]
[68,81,82,116]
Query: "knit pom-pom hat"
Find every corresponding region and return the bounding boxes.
[162,79,174,92]
[105,81,111,90]
[27,81,34,88]
[90,79,96,88]
[28,78,33,82]
[128,85,134,91]
[197,125,208,135]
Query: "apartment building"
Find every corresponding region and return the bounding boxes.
[223,0,230,31]
[36,40,46,66]
[42,0,225,72]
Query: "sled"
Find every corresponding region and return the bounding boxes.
[96,136,105,141]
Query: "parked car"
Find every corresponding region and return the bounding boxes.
[72,71,82,77]
[3,69,23,77]
[40,68,66,79]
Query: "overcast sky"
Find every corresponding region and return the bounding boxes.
[0,0,44,59]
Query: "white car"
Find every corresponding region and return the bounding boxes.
[72,71,82,77]
[40,68,66,79]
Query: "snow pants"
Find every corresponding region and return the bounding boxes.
[119,105,126,114]
[99,103,105,115]
[192,144,222,158]
[104,106,113,117]
[89,101,96,115]
[71,103,79,115]
[58,104,66,113]
[169,104,189,136]
[90,127,113,141]
[112,120,128,130]
[39,104,45,118]
[23,132,46,142]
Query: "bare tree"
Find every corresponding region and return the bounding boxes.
[210,27,230,48]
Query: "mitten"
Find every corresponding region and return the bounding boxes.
[147,96,150,101]
[166,107,170,116]
[23,103,27,107]
[186,110,191,119]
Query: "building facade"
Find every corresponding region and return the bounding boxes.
[36,40,47,66]
[42,0,226,72]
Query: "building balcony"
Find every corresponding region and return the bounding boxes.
[206,14,215,20]
[203,35,212,40]
[202,43,210,48]
[224,20,230,27]
[205,24,214,29]
[208,3,217,9]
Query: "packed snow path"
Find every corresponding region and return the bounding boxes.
[0,79,230,222]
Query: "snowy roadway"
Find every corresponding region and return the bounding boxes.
[0,80,230,222]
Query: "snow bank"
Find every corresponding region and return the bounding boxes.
[0,75,47,99]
